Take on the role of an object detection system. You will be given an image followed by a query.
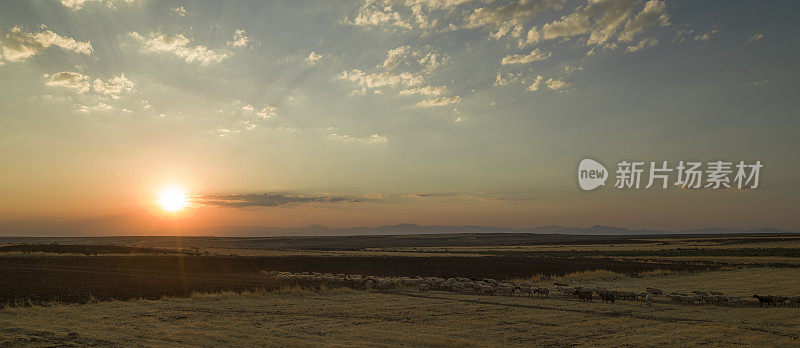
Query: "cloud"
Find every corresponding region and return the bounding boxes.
[1,26,92,62]
[44,71,91,92]
[500,49,550,65]
[305,51,323,65]
[44,71,135,99]
[527,0,644,46]
[328,133,388,144]
[193,193,363,208]
[464,0,565,36]
[494,73,521,86]
[617,0,669,42]
[257,106,278,118]
[748,33,764,42]
[77,102,113,113]
[563,65,583,73]
[544,77,567,90]
[693,27,719,41]
[171,6,187,16]
[625,37,658,53]
[60,0,141,10]
[228,29,251,48]
[528,75,567,91]
[338,69,424,89]
[348,2,413,29]
[60,0,101,9]
[415,95,461,107]
[399,85,446,96]
[347,0,473,31]
[129,32,228,65]
[382,46,447,73]
[92,74,134,98]
[528,75,543,91]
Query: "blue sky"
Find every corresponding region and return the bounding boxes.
[0,0,798,233]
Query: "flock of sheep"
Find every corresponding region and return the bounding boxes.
[260,271,799,308]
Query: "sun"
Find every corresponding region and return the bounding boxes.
[156,185,189,212]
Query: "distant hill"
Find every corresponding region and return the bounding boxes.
[200,223,793,237]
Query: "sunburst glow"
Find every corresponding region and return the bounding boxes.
[156,185,189,212]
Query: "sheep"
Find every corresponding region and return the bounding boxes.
[483,278,499,287]
[753,295,778,307]
[496,283,515,296]
[617,291,637,301]
[419,283,430,292]
[475,283,495,296]
[533,287,550,297]
[596,289,617,303]
[556,286,573,297]
[645,287,664,296]
[789,296,800,307]
[574,288,593,302]
[774,296,790,307]
[516,285,533,297]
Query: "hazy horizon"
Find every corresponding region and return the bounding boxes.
[2,0,798,235]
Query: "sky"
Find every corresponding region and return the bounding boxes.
[0,0,798,235]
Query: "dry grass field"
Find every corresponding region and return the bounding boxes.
[2,234,800,347]
[2,268,800,347]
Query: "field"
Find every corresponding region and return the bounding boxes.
[2,233,800,346]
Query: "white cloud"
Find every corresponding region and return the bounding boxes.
[528,75,567,91]
[1,26,93,62]
[382,46,447,73]
[415,95,461,107]
[171,6,187,16]
[228,29,251,48]
[625,37,658,53]
[348,2,413,29]
[44,72,90,93]
[617,0,669,42]
[748,33,765,42]
[527,0,644,46]
[306,51,323,65]
[77,102,113,113]
[240,103,278,118]
[257,106,278,118]
[494,73,521,86]
[339,69,424,89]
[60,0,141,10]
[463,0,564,34]
[545,77,567,90]
[328,132,388,144]
[399,85,446,96]
[693,27,719,41]
[92,74,134,98]
[129,32,228,65]
[60,0,102,10]
[564,65,583,73]
[500,49,549,65]
[527,75,543,91]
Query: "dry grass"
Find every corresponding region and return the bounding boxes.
[557,269,628,282]
[2,274,799,347]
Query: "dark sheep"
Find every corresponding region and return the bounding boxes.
[753,295,777,307]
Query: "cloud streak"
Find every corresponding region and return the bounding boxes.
[193,193,363,207]
[129,32,228,65]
